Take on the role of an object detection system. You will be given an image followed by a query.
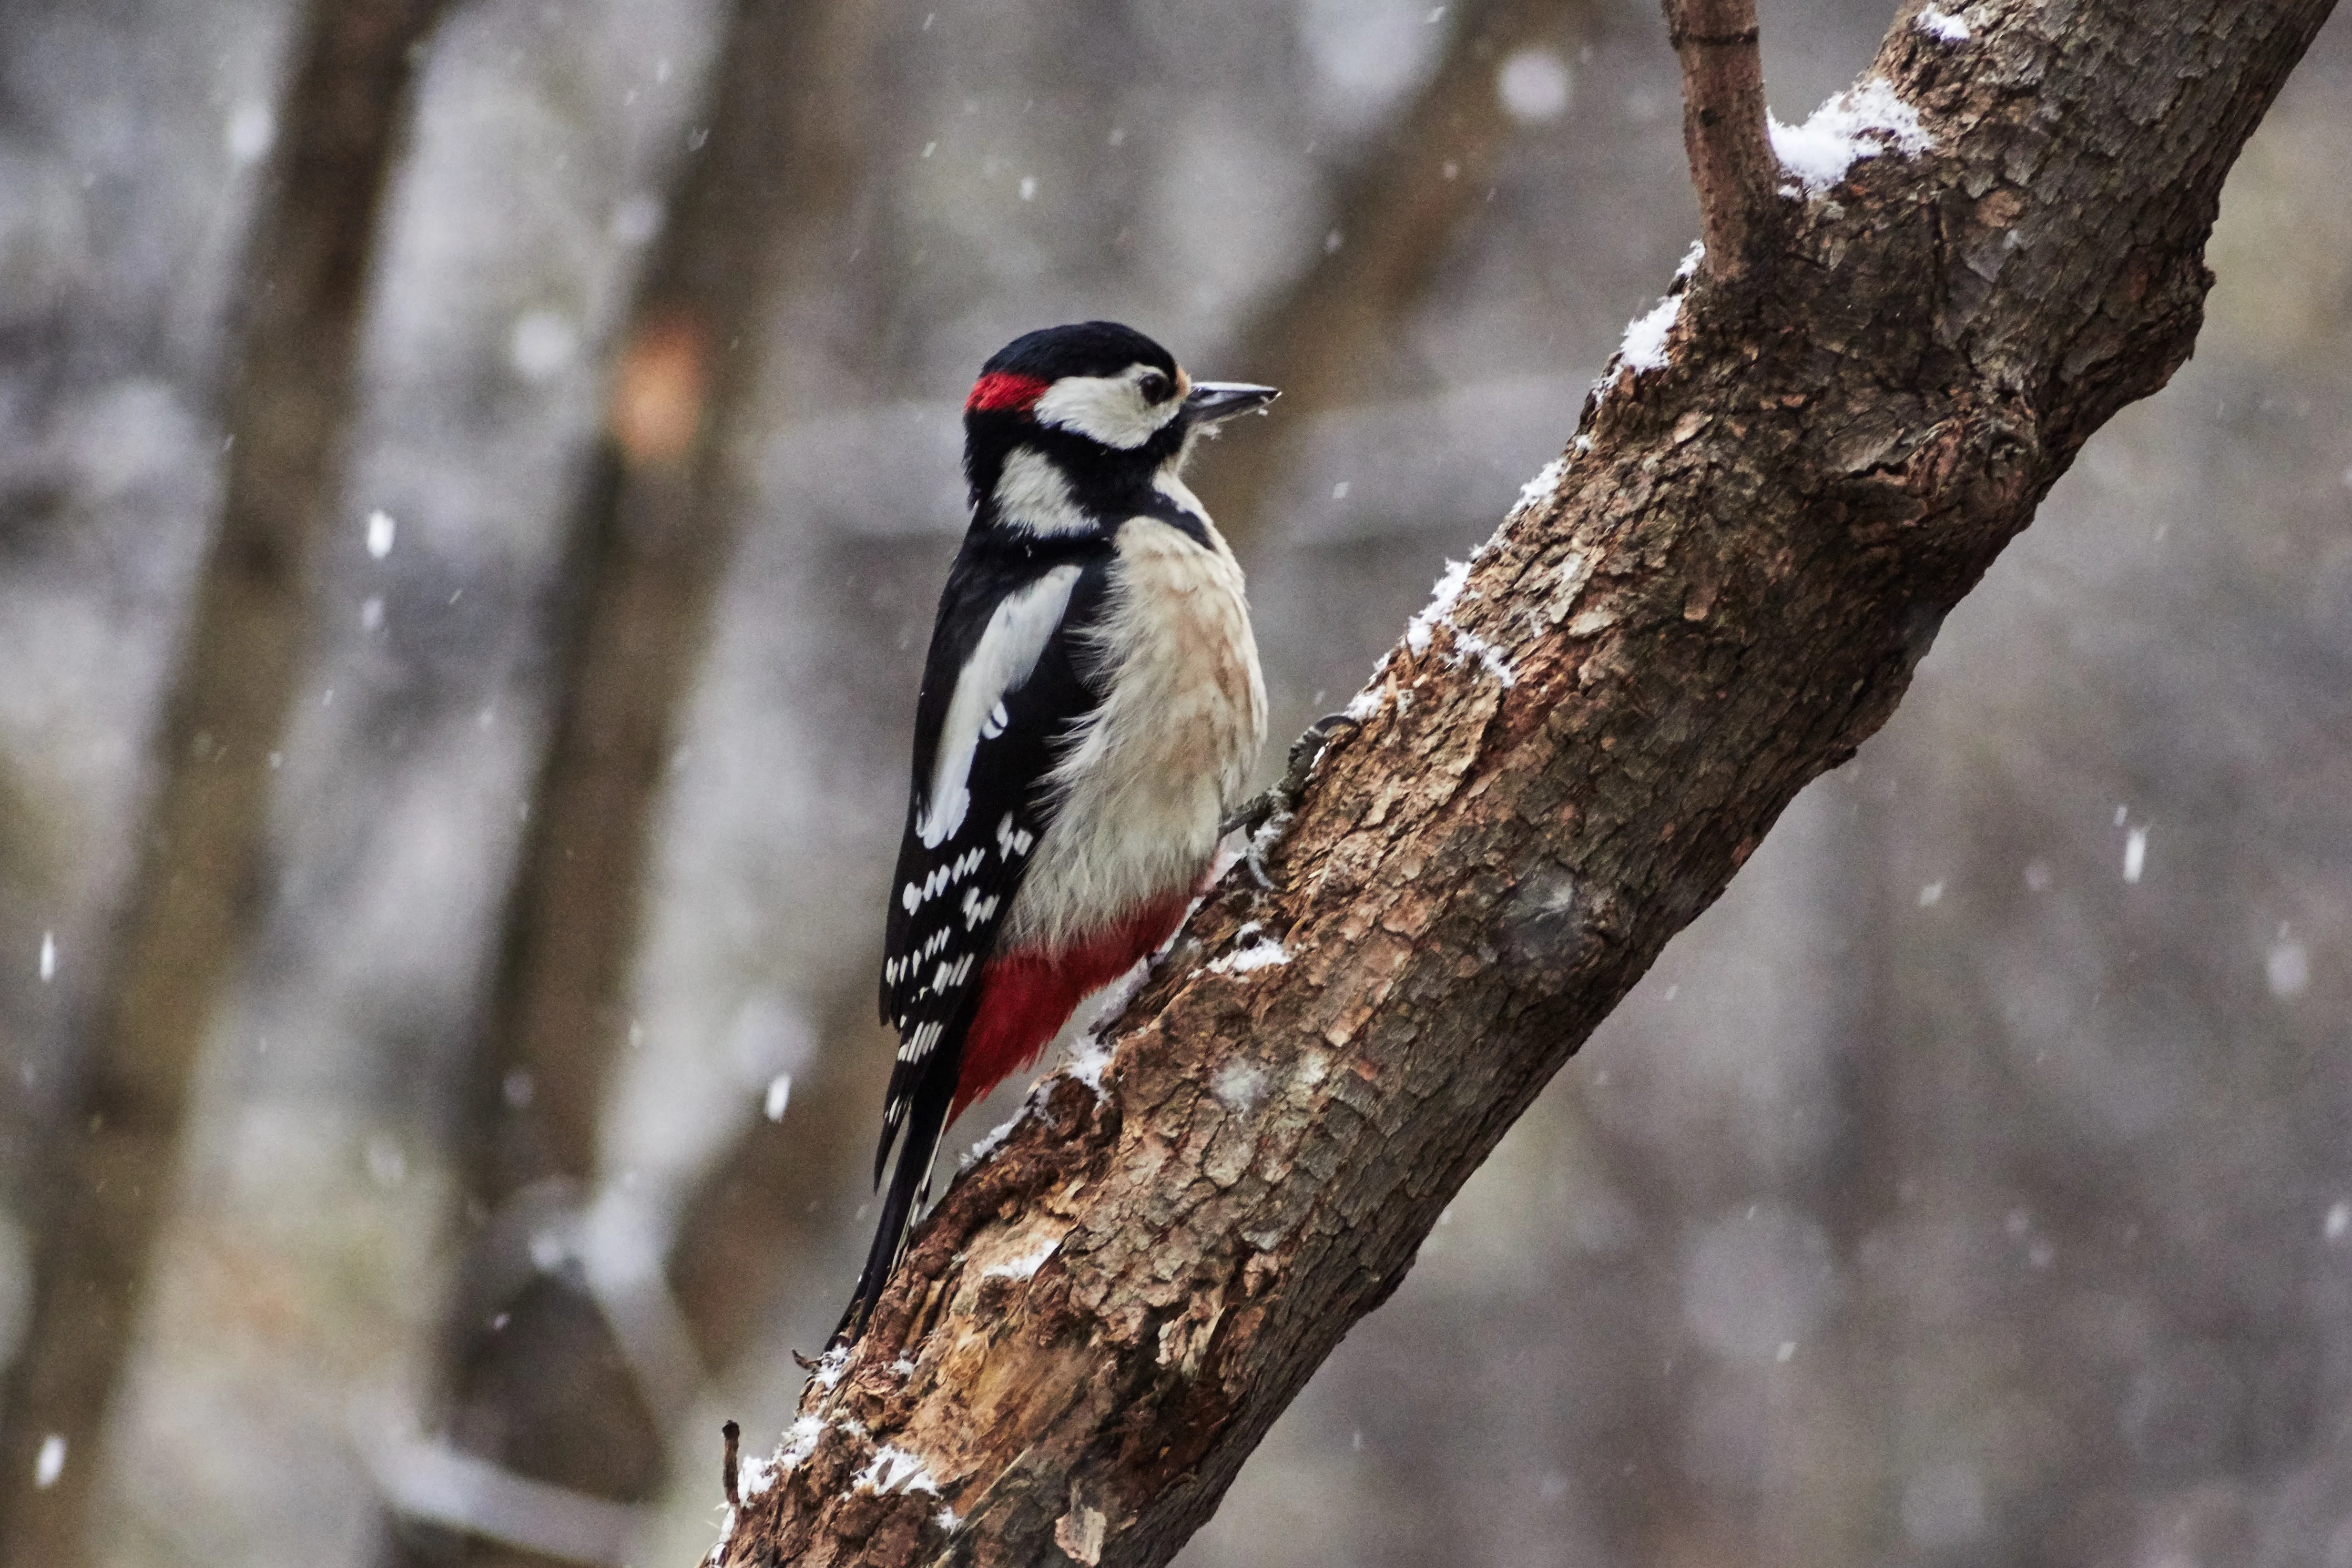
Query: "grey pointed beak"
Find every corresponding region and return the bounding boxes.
[1183,380,1279,425]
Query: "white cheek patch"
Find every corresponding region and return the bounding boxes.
[994,446,1093,535]
[1033,370,1178,449]
[917,563,1082,848]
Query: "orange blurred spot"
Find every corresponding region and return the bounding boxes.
[609,312,708,465]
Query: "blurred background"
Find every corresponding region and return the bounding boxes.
[0,0,2347,1564]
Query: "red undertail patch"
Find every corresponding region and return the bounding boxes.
[953,892,1191,1122]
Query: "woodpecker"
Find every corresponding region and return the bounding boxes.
[835,322,1274,1343]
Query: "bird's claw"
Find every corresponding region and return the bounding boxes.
[1238,809,1293,889]
[1222,711,1359,889]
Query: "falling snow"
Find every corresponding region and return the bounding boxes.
[2267,939,2309,998]
[26,9,2352,1563]
[224,102,275,164]
[1496,48,1571,124]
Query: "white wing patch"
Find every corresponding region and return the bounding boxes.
[993,447,1093,536]
[917,563,1083,849]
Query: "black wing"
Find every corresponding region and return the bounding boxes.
[835,539,1109,1344]
[876,538,1110,1170]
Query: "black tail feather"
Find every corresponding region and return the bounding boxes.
[832,1075,953,1347]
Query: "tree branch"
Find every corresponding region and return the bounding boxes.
[718,0,2337,1563]
[1662,0,1776,283]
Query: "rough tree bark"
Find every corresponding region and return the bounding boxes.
[0,3,447,1562]
[720,0,2336,1563]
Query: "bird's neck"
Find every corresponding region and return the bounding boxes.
[971,436,1156,540]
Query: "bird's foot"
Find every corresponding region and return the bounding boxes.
[1222,711,1359,889]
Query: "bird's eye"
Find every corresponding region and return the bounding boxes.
[1138,370,1173,404]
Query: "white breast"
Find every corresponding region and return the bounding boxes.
[1003,516,1266,953]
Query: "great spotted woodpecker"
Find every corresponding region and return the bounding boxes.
[835,322,1275,1342]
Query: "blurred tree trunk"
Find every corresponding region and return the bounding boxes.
[0,3,446,1563]
[383,1,878,1562]
[718,1,2336,1564]
[1197,0,1597,548]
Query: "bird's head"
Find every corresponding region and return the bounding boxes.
[962,321,1276,537]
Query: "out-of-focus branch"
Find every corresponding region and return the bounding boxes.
[1663,0,1776,282]
[1198,0,1596,547]
[0,2,447,1563]
[385,0,878,1559]
[719,0,2334,1561]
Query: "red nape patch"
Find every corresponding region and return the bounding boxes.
[965,371,1049,414]
[952,892,1191,1122]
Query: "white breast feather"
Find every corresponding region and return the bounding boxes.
[919,563,1083,849]
[1004,517,1266,952]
